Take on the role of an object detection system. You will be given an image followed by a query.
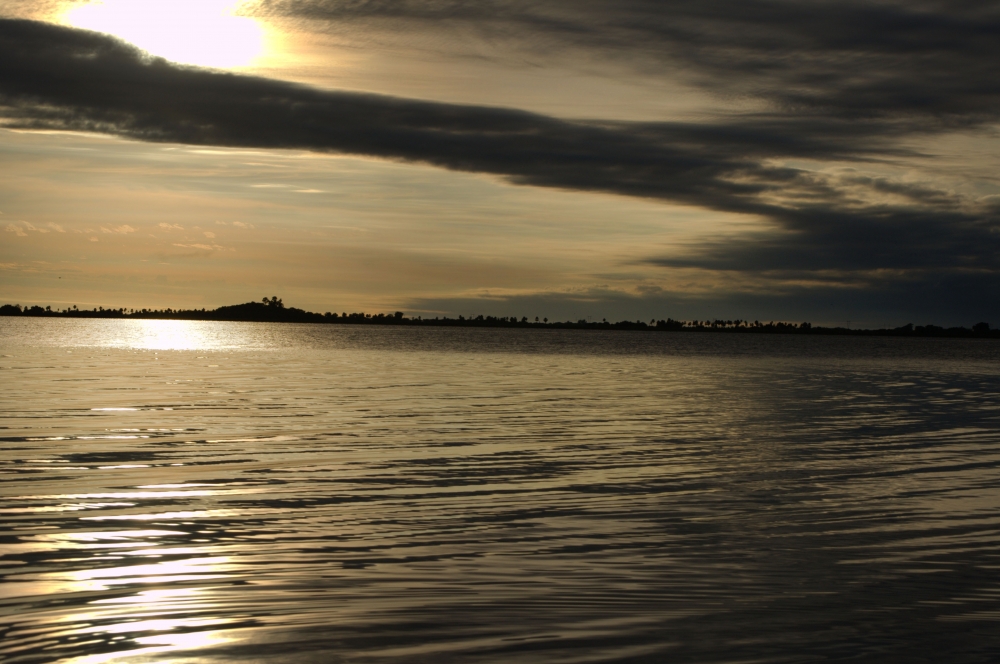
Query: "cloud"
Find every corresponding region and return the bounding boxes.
[101,224,135,234]
[172,243,226,251]
[260,0,1000,127]
[158,222,183,231]
[3,219,66,235]
[405,271,1000,327]
[0,21,964,211]
[0,18,997,319]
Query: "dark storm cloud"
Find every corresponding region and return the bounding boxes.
[261,0,1000,127]
[0,18,997,320]
[0,18,907,211]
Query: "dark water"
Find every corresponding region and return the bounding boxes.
[2,318,1000,663]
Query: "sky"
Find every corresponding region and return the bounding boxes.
[1,1,998,326]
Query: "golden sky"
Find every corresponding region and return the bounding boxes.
[1,0,999,324]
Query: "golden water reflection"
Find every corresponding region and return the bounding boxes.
[4,527,242,662]
[120,319,238,351]
[0,316,285,350]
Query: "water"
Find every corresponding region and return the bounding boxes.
[2,318,1000,663]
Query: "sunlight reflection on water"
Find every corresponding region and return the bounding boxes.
[108,319,247,351]
[0,318,259,351]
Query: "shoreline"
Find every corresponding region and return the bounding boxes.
[2,301,996,339]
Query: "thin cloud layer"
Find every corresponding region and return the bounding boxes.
[262,0,1000,126]
[407,272,1000,327]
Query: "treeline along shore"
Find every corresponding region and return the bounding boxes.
[1,297,996,338]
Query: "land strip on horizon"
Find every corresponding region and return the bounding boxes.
[1,299,996,338]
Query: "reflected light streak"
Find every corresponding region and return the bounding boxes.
[10,529,241,664]
[64,630,235,664]
[34,556,239,591]
[137,319,210,350]
[101,319,238,350]
[63,0,266,69]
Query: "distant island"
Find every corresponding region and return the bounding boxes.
[0,297,995,338]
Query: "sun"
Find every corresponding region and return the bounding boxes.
[63,0,266,69]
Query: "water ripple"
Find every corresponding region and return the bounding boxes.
[1,320,999,662]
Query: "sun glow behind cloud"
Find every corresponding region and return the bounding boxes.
[63,0,265,69]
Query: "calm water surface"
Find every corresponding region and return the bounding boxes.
[2,318,1000,663]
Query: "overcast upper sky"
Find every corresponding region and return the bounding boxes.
[1,0,998,325]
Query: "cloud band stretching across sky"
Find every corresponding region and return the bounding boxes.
[0,8,998,323]
[2,20,997,254]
